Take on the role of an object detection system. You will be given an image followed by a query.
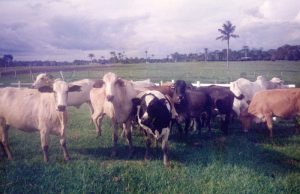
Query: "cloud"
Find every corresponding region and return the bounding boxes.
[49,15,148,50]
[0,0,299,61]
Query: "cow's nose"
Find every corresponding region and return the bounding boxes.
[107,95,114,101]
[57,105,66,112]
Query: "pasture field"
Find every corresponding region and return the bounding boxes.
[1,61,300,193]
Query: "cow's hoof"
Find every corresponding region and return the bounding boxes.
[144,155,151,161]
[64,156,70,161]
[128,149,135,159]
[96,131,101,137]
[164,161,170,167]
[111,150,117,158]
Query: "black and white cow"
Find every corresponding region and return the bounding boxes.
[132,90,172,166]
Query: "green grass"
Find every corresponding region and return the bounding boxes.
[1,61,300,193]
[2,61,300,85]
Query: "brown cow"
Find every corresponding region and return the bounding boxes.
[247,88,300,137]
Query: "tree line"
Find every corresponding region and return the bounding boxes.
[1,44,299,67]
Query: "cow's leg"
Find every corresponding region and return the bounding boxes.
[92,113,104,137]
[195,117,202,136]
[206,112,212,138]
[59,129,70,161]
[86,100,94,115]
[184,118,191,136]
[144,136,152,161]
[124,120,134,157]
[40,130,50,162]
[294,117,300,134]
[265,115,273,138]
[173,119,184,139]
[240,116,251,133]
[86,101,95,125]
[161,128,170,166]
[221,114,230,135]
[0,119,12,160]
[111,122,119,157]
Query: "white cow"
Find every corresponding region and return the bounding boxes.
[230,76,287,117]
[32,73,95,115]
[90,72,138,157]
[0,79,81,162]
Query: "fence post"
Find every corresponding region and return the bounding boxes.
[60,71,65,80]
[18,81,21,88]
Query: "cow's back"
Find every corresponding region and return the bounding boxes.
[0,87,60,133]
[249,88,300,119]
[67,79,94,106]
[200,86,234,112]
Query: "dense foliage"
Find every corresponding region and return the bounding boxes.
[1,45,300,67]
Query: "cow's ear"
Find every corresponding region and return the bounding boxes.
[68,85,81,92]
[38,86,53,93]
[132,98,141,106]
[93,80,104,88]
[116,78,125,87]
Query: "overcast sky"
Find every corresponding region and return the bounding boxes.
[1,0,300,61]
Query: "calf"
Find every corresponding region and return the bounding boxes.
[172,80,212,136]
[247,88,300,137]
[0,79,81,162]
[133,90,172,166]
[198,85,238,134]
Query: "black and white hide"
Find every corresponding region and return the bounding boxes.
[133,90,172,166]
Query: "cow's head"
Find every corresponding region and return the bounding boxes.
[32,73,54,88]
[172,80,187,104]
[38,79,81,112]
[269,77,288,89]
[93,72,125,102]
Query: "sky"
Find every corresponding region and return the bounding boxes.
[0,0,300,61]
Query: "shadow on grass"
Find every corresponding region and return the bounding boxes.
[168,120,300,177]
[72,144,169,163]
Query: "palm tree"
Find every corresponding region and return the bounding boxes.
[88,53,95,63]
[204,48,208,62]
[243,45,249,58]
[145,50,148,63]
[216,21,239,68]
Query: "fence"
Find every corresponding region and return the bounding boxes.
[1,80,296,88]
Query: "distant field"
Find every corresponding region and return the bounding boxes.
[0,61,300,193]
[1,61,300,86]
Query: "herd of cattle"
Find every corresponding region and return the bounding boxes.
[0,72,299,166]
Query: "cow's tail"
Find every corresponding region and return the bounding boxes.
[234,93,244,100]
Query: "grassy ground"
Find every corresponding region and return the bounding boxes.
[0,61,300,193]
[1,61,300,85]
